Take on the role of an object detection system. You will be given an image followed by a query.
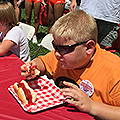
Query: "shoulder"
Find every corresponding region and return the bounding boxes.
[6,26,26,38]
[39,50,58,68]
[4,26,27,44]
[95,44,120,69]
[40,50,56,61]
[10,26,24,33]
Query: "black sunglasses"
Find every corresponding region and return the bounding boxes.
[52,40,89,55]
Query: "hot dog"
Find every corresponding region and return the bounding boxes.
[14,80,37,105]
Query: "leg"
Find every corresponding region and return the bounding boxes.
[54,3,65,21]
[34,2,41,35]
[96,19,119,48]
[32,2,41,43]
[46,4,54,32]
[14,0,19,22]
[25,1,32,25]
[15,7,21,22]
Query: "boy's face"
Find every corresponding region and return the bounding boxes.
[53,37,91,69]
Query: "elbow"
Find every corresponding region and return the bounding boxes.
[0,50,6,56]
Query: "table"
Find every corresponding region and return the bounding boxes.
[0,54,94,120]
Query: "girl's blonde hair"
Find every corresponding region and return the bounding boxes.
[0,1,17,27]
[50,10,98,43]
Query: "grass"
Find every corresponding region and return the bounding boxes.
[21,7,49,59]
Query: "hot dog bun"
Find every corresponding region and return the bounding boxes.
[14,80,36,105]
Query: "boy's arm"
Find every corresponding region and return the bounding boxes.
[61,81,120,120]
[90,100,120,120]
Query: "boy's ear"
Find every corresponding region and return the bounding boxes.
[85,40,96,55]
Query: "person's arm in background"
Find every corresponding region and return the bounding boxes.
[41,0,46,7]
[0,40,15,56]
[14,0,23,22]
[17,0,24,7]
[21,57,46,80]
[69,0,77,11]
[13,0,18,10]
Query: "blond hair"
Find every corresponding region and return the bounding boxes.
[50,10,98,43]
[0,1,17,27]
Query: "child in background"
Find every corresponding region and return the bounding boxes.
[14,0,24,22]
[43,0,65,32]
[25,0,41,44]
[21,10,120,119]
[0,1,30,63]
[8,0,23,22]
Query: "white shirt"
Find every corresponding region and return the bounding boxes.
[79,0,120,24]
[3,26,30,63]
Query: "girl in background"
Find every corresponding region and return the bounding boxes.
[0,1,30,63]
[43,0,65,32]
[25,0,41,43]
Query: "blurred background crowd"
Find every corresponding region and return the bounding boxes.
[0,0,120,60]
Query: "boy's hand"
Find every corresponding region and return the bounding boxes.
[21,62,40,80]
[60,81,93,113]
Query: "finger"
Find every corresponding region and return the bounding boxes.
[62,89,81,101]
[63,81,79,90]
[62,91,76,98]
[21,62,31,71]
[21,64,27,71]
[66,99,78,106]
[60,87,75,96]
[74,7,76,11]
[26,75,37,80]
[74,4,77,11]
[32,65,37,68]
[21,71,30,77]
[69,4,73,11]
[60,83,83,101]
[69,7,72,11]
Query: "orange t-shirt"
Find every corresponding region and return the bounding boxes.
[39,44,120,106]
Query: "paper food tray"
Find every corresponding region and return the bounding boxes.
[8,75,65,113]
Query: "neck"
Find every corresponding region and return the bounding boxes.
[76,58,92,69]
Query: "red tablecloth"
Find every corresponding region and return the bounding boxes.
[0,54,94,120]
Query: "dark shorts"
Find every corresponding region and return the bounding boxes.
[95,19,119,47]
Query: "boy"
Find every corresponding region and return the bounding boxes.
[21,10,120,119]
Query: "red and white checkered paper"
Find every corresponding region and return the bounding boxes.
[8,75,65,113]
